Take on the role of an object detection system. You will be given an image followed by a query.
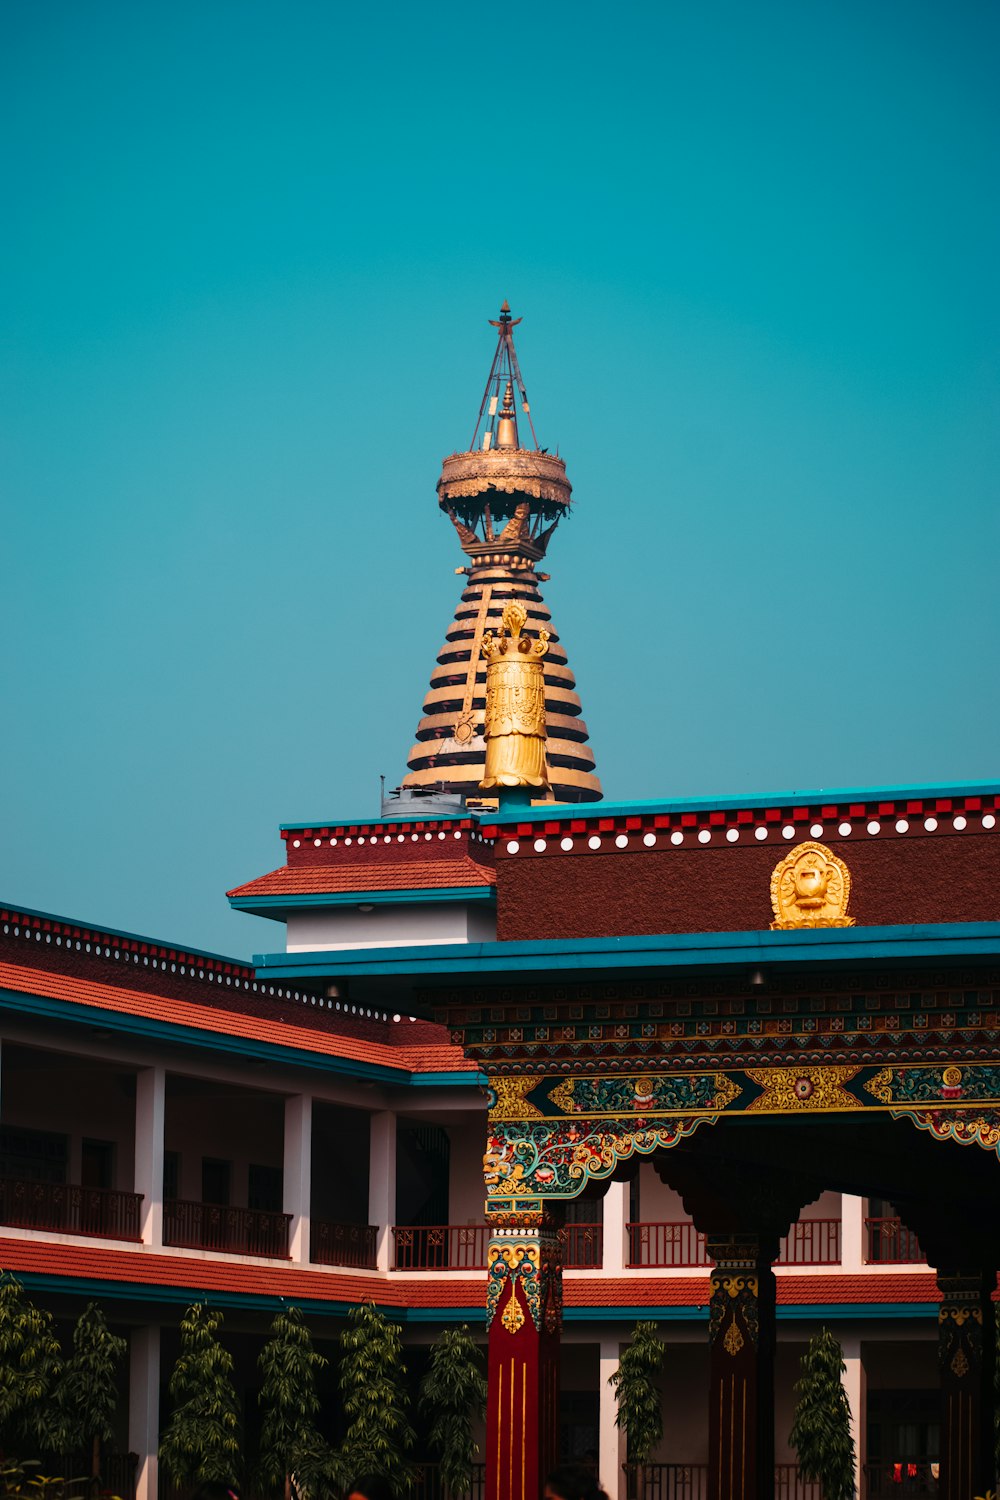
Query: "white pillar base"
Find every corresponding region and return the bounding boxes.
[129,1325,160,1500]
[369,1110,397,1272]
[284,1093,312,1262]
[599,1337,626,1500]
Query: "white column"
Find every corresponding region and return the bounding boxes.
[134,1067,165,1248]
[283,1094,312,1263]
[369,1110,397,1272]
[841,1334,867,1499]
[841,1194,866,1273]
[599,1336,626,1500]
[129,1324,160,1500]
[602,1179,629,1275]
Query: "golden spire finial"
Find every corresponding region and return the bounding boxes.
[479,603,550,793]
[496,381,518,450]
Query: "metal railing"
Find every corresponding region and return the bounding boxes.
[627,1465,822,1499]
[777,1218,841,1265]
[628,1220,843,1268]
[0,1177,142,1241]
[562,1222,603,1268]
[45,1452,138,1500]
[392,1224,489,1270]
[865,1216,925,1263]
[163,1198,290,1257]
[413,1463,486,1500]
[311,1219,378,1268]
[865,1460,938,1494]
[628,1221,710,1267]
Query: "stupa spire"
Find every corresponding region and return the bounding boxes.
[401,304,602,805]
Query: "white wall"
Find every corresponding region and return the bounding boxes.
[286,900,496,951]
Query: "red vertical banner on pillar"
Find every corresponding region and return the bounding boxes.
[486,1213,563,1500]
[936,1270,997,1500]
[706,1236,775,1500]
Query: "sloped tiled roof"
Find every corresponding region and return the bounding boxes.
[228,858,496,901]
[0,959,477,1076]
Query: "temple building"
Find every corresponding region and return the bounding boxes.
[0,308,998,1500]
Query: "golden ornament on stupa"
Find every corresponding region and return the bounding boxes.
[479,601,550,793]
[402,302,601,804]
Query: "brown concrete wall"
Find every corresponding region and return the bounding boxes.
[495,830,999,941]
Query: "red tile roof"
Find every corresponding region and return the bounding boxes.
[0,959,477,1076]
[0,1238,954,1312]
[228,859,496,900]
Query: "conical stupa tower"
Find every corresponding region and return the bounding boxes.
[402,305,602,803]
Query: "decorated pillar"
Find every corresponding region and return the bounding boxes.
[705,1232,777,1500]
[485,1208,563,1500]
[936,1269,997,1500]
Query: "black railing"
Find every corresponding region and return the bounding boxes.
[0,1178,142,1241]
[311,1219,378,1268]
[164,1198,290,1257]
[865,1460,938,1495]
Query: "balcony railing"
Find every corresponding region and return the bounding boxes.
[164,1198,290,1257]
[0,1177,142,1241]
[865,1216,925,1264]
[392,1224,489,1270]
[628,1222,710,1267]
[865,1460,938,1494]
[777,1218,841,1265]
[626,1464,822,1499]
[628,1220,843,1268]
[311,1219,377,1268]
[562,1222,603,1268]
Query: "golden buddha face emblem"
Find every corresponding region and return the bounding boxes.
[770,841,854,929]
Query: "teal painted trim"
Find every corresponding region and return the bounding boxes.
[0,988,480,1091]
[0,900,247,968]
[253,921,1000,982]
[16,1272,933,1327]
[229,886,495,914]
[278,781,999,835]
[481,780,1000,826]
[409,1070,488,1088]
[563,1304,937,1323]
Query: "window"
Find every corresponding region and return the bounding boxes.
[163,1151,179,1202]
[81,1139,114,1190]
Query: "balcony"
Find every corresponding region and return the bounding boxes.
[0,1177,142,1241]
[392,1224,489,1270]
[311,1219,377,1269]
[626,1464,823,1498]
[163,1198,290,1257]
[627,1220,843,1268]
[865,1216,925,1264]
[562,1221,603,1268]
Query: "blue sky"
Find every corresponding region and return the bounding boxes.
[2,0,997,957]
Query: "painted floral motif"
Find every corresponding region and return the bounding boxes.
[483,1115,714,1199]
[891,1107,1000,1158]
[486,1232,563,1331]
[546,1071,740,1116]
[867,1066,1000,1107]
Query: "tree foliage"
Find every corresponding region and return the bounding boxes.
[338,1302,415,1490]
[0,1270,63,1456]
[159,1303,242,1486]
[418,1326,487,1500]
[609,1322,664,1463]
[257,1306,333,1499]
[789,1328,856,1500]
[50,1302,127,1475]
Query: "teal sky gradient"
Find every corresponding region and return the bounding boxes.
[2,0,998,956]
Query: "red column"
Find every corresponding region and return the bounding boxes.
[485,1212,563,1500]
[936,1270,997,1500]
[705,1233,776,1500]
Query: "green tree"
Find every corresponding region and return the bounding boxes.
[159,1303,241,1486]
[337,1302,415,1491]
[418,1326,487,1500]
[257,1306,333,1500]
[608,1322,664,1500]
[789,1328,856,1500]
[50,1302,127,1476]
[0,1270,63,1456]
